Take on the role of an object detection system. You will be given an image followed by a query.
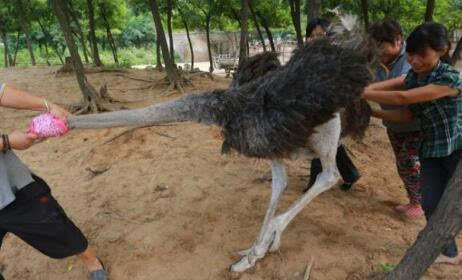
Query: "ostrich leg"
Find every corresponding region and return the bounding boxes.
[230,159,288,272]
[231,113,342,272]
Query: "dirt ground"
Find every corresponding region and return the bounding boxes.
[0,66,461,280]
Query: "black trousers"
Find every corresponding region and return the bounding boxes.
[308,145,360,188]
[0,175,88,259]
[420,149,462,257]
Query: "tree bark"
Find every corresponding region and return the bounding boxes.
[249,2,266,52]
[1,31,9,67]
[37,18,65,65]
[288,0,303,49]
[99,3,118,64]
[148,0,183,93]
[425,0,435,22]
[239,0,249,68]
[52,0,100,112]
[86,0,103,66]
[450,35,462,66]
[156,38,163,71]
[167,0,175,64]
[178,7,194,70]
[360,0,369,29]
[17,0,36,65]
[67,1,90,64]
[385,160,462,279]
[307,0,322,22]
[12,32,21,66]
[205,14,214,73]
[257,12,275,52]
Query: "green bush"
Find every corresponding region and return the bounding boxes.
[0,46,159,68]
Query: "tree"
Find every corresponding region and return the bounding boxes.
[98,1,119,64]
[177,2,197,70]
[287,0,303,48]
[195,0,224,73]
[239,0,249,68]
[425,0,436,22]
[52,0,104,113]
[67,1,91,64]
[86,0,103,66]
[307,0,322,23]
[360,0,369,29]
[385,160,462,279]
[148,0,184,93]
[166,0,175,64]
[191,0,223,73]
[16,0,36,65]
[249,1,266,52]
[256,10,275,51]
[0,1,14,67]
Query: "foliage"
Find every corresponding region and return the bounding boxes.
[0,0,461,66]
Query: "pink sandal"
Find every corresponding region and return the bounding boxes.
[404,204,424,218]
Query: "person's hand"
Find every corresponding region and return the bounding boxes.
[8,130,38,150]
[361,87,372,99]
[49,103,71,121]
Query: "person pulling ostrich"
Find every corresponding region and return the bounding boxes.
[54,14,376,272]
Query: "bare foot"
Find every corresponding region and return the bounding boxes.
[434,254,459,265]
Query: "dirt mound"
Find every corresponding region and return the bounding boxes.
[0,66,460,279]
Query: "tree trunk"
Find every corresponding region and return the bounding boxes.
[148,0,183,93]
[100,4,118,64]
[288,0,303,49]
[239,0,249,68]
[67,1,90,64]
[178,7,194,70]
[425,0,435,22]
[13,32,21,66]
[44,41,51,66]
[249,2,266,52]
[86,0,103,66]
[257,12,275,52]
[307,0,322,22]
[360,0,369,29]
[52,0,100,112]
[156,38,163,71]
[17,0,36,65]
[205,15,214,73]
[1,31,9,67]
[167,0,175,64]
[37,18,65,65]
[385,160,462,279]
[450,35,462,66]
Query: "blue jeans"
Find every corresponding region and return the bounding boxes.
[420,149,462,258]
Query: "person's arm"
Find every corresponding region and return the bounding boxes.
[0,84,70,119]
[363,84,460,105]
[371,107,414,123]
[366,76,406,91]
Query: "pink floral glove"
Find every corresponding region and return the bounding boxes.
[28,113,69,138]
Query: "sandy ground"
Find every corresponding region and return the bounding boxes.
[0,66,461,280]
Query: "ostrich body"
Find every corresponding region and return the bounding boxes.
[68,18,374,272]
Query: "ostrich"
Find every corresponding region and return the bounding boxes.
[67,15,375,272]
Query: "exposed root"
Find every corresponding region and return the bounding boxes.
[69,84,127,115]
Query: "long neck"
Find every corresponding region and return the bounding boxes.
[68,90,233,129]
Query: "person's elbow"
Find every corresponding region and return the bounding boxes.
[392,92,413,105]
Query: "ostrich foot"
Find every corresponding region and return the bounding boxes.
[230,217,285,272]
